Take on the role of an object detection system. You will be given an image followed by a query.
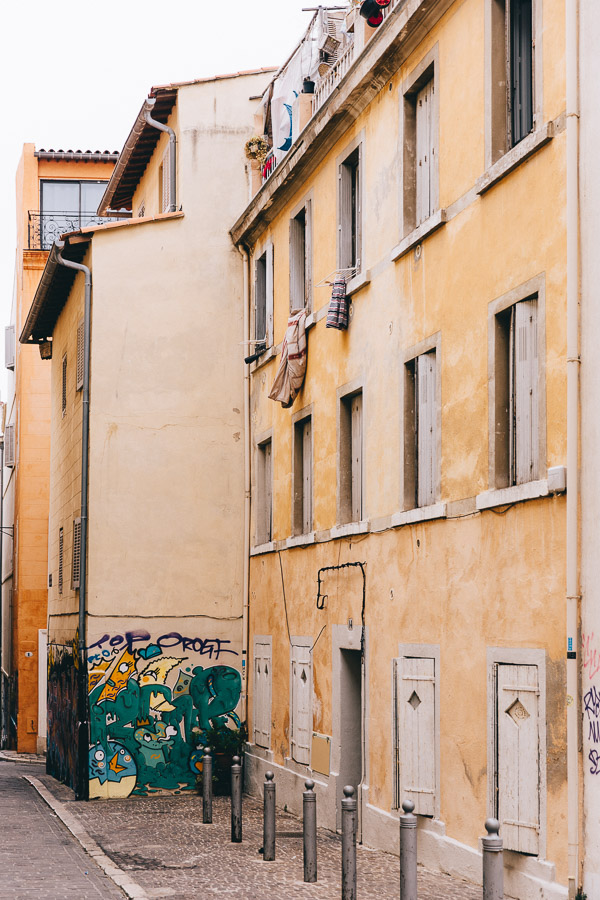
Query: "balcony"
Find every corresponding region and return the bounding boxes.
[27,210,126,250]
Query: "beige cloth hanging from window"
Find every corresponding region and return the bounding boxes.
[268,309,307,408]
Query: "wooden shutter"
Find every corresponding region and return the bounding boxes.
[76,320,84,391]
[302,419,312,534]
[289,212,306,312]
[254,641,272,748]
[416,80,434,225]
[351,394,363,522]
[71,518,81,589]
[258,441,272,544]
[161,146,171,212]
[496,663,540,854]
[4,424,15,468]
[4,326,15,370]
[509,0,533,146]
[255,255,267,347]
[291,644,311,764]
[304,199,312,311]
[61,354,67,418]
[416,352,436,507]
[513,299,538,484]
[58,527,64,595]
[396,656,436,815]
[354,150,362,271]
[266,242,274,346]
[339,162,353,270]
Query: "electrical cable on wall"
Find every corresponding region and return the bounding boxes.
[315,560,366,653]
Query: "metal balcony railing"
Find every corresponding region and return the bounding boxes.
[27,210,124,250]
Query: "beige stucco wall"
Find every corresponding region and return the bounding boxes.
[244,0,568,894]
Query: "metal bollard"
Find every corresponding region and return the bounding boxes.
[482,818,503,900]
[202,746,212,824]
[341,785,357,900]
[263,771,276,861]
[231,755,243,843]
[399,799,417,900]
[303,778,317,882]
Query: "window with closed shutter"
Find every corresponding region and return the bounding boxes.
[339,390,363,525]
[495,663,540,854]
[338,146,361,273]
[394,655,437,815]
[5,326,15,371]
[76,320,84,391]
[291,643,312,764]
[416,351,437,507]
[61,354,67,418]
[71,518,81,590]
[255,254,267,350]
[58,527,64,595]
[256,439,272,545]
[4,424,15,468]
[293,415,312,536]
[512,299,538,484]
[289,201,312,313]
[508,0,533,147]
[254,639,272,748]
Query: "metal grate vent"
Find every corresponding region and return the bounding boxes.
[71,518,81,590]
[76,321,84,391]
[58,527,64,595]
[5,326,15,370]
[4,424,15,467]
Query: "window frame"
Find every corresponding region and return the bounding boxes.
[292,406,313,537]
[400,46,440,239]
[255,433,273,547]
[254,240,274,351]
[402,333,441,511]
[337,381,364,526]
[289,193,313,314]
[337,133,365,277]
[487,275,546,490]
[484,0,543,168]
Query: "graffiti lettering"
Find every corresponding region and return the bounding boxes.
[87,632,238,666]
[590,748,600,776]
[582,633,600,681]
[584,685,600,721]
[589,720,600,744]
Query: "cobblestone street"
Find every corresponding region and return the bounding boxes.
[0,755,483,899]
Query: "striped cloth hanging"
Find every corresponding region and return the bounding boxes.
[326,277,348,330]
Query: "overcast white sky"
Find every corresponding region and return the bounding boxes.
[0,0,313,397]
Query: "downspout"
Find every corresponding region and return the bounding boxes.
[55,242,91,801]
[565,0,580,894]
[144,98,177,212]
[237,243,251,724]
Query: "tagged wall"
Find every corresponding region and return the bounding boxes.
[47,639,82,793]
[86,626,242,798]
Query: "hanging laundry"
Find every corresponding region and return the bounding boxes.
[269,310,308,408]
[326,277,349,330]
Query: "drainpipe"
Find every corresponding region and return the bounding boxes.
[144,98,177,212]
[55,241,91,801]
[565,0,580,894]
[237,243,251,724]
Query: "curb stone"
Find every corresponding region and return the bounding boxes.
[23,775,149,900]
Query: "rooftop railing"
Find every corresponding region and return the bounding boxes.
[27,210,125,250]
[312,40,356,115]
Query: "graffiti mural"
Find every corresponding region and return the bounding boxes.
[87,631,241,798]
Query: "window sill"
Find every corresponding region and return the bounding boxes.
[390,209,447,262]
[476,121,554,196]
[346,269,371,297]
[250,540,276,556]
[250,345,279,372]
[286,532,316,548]
[330,520,370,539]
[476,479,550,511]
[391,502,447,527]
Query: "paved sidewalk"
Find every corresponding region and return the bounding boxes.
[0,759,124,899]
[32,770,482,900]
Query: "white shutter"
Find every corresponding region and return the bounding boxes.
[396,656,436,816]
[5,326,15,370]
[304,200,312,311]
[497,663,540,854]
[416,80,434,225]
[417,352,436,507]
[254,641,272,748]
[289,213,305,312]
[302,419,312,534]
[259,441,272,544]
[4,424,15,467]
[351,394,363,522]
[255,256,267,346]
[339,163,353,270]
[514,299,539,484]
[291,644,311,764]
[76,320,84,391]
[355,148,362,271]
[266,242,274,346]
